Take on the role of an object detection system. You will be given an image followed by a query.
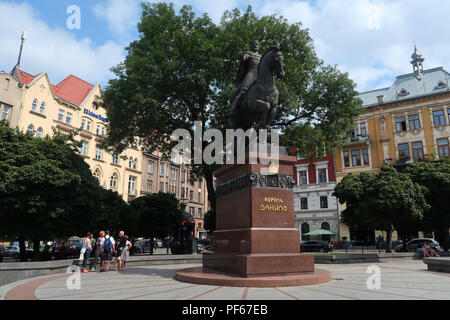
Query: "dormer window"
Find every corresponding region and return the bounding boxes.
[398,88,410,97]
[434,80,447,90]
[31,99,38,112]
[92,102,99,110]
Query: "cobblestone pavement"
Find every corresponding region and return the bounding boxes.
[2,260,450,300]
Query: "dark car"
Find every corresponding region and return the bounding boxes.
[134,239,159,253]
[197,239,211,253]
[395,238,442,253]
[300,240,334,253]
[63,241,83,259]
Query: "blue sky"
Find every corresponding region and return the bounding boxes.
[1,0,450,92]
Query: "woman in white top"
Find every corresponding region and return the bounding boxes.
[122,236,132,271]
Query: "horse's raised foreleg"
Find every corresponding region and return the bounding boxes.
[265,104,277,126]
[251,99,271,128]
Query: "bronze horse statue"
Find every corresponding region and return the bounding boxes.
[229,46,285,130]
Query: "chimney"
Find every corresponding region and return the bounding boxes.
[377,95,384,104]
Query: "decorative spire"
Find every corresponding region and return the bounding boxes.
[410,44,424,80]
[11,31,26,74]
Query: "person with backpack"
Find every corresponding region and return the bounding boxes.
[100,230,115,272]
[90,231,104,272]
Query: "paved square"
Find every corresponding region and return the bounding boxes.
[3,260,450,300]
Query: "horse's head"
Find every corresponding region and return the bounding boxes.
[272,48,285,79]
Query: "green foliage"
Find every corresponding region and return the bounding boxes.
[101,3,363,211]
[0,121,131,242]
[333,166,429,234]
[405,159,450,231]
[129,192,181,239]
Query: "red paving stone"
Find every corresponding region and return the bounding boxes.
[6,274,70,300]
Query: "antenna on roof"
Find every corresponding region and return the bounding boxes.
[11,31,26,74]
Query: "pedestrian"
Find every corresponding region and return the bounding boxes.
[122,235,132,271]
[100,230,115,272]
[81,232,92,273]
[116,231,126,271]
[90,231,104,272]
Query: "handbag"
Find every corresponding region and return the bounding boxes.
[79,251,84,261]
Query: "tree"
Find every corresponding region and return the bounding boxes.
[129,192,180,254]
[0,121,132,260]
[333,166,429,253]
[101,3,363,216]
[405,159,450,248]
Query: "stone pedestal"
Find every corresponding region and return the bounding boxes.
[176,152,331,287]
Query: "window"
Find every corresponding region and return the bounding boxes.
[86,121,91,132]
[128,176,136,193]
[101,127,105,136]
[2,105,11,120]
[166,165,169,177]
[112,153,119,165]
[437,138,449,158]
[66,112,72,125]
[81,119,86,130]
[80,141,88,156]
[92,102,98,110]
[360,123,367,136]
[343,151,350,167]
[395,116,407,132]
[408,114,420,130]
[448,109,450,123]
[96,125,100,136]
[147,180,153,192]
[95,146,102,160]
[297,170,308,185]
[58,109,64,121]
[26,124,34,135]
[160,182,164,192]
[147,160,154,174]
[128,158,137,169]
[165,182,168,193]
[198,208,202,218]
[133,158,137,170]
[433,110,446,126]
[35,127,43,138]
[398,143,410,159]
[160,164,164,176]
[318,169,327,183]
[110,173,118,188]
[40,102,45,114]
[352,150,361,166]
[320,196,328,209]
[31,99,37,111]
[412,141,424,162]
[362,149,369,166]
[181,171,186,183]
[301,223,310,241]
[93,169,101,182]
[300,198,308,210]
[353,125,359,137]
[190,190,194,200]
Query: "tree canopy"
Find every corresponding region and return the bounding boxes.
[101,2,363,214]
[333,166,429,252]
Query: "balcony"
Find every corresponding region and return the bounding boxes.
[342,134,370,146]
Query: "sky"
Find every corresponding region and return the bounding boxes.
[1,0,450,93]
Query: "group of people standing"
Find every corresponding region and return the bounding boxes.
[80,230,132,273]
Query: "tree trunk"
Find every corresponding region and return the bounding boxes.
[18,236,26,261]
[32,238,40,261]
[385,227,393,253]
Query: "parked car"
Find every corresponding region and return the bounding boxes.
[300,240,334,253]
[197,239,211,253]
[63,241,83,259]
[395,238,442,253]
[2,245,21,259]
[134,239,160,253]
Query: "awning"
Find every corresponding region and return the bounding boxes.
[304,229,336,236]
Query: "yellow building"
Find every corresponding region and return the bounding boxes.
[2,67,143,202]
[335,48,450,244]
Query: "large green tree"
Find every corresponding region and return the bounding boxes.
[0,122,131,259]
[405,159,450,246]
[333,166,429,252]
[129,192,180,253]
[102,3,363,218]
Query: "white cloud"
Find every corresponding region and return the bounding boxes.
[93,0,141,37]
[0,2,125,87]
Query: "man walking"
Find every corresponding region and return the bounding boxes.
[100,230,115,272]
[116,231,127,271]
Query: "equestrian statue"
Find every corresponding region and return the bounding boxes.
[228,40,285,130]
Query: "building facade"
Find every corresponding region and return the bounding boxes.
[3,67,144,202]
[335,48,450,243]
[293,153,339,242]
[141,150,209,238]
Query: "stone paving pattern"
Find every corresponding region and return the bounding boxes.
[2,260,450,300]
